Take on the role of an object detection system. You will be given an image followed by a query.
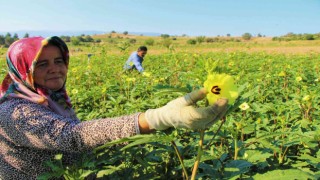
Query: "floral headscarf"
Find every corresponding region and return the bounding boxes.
[0,36,76,118]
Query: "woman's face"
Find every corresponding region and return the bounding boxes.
[34,45,67,91]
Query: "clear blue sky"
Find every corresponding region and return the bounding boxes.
[1,0,319,36]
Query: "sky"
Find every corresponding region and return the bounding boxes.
[1,0,320,37]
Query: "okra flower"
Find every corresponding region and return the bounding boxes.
[239,102,250,110]
[296,76,302,82]
[203,73,238,105]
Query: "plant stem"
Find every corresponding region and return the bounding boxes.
[171,141,189,179]
[205,118,226,149]
[191,130,205,180]
[234,136,238,160]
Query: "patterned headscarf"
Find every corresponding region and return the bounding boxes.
[0,36,76,118]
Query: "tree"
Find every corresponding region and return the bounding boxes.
[24,33,29,38]
[5,32,11,38]
[242,33,252,40]
[13,33,19,41]
[123,31,128,35]
[0,35,5,45]
[85,35,94,42]
[4,36,15,47]
[160,34,170,38]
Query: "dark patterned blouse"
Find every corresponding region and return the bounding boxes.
[0,98,140,179]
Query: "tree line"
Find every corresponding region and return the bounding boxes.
[0,33,22,47]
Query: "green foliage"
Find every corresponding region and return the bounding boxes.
[145,38,155,46]
[117,41,131,53]
[160,34,170,38]
[196,36,206,44]
[128,38,136,44]
[71,37,81,45]
[242,33,252,40]
[187,39,197,45]
[0,33,19,47]
[161,38,172,49]
[273,32,320,41]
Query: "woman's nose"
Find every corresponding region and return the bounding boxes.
[48,63,59,73]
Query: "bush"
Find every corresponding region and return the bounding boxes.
[304,34,314,40]
[187,39,197,45]
[196,36,206,44]
[206,38,218,43]
[145,38,155,46]
[128,39,136,44]
[71,37,81,46]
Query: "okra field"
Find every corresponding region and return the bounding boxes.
[0,35,319,179]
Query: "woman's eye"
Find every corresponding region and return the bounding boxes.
[36,62,48,68]
[55,59,65,64]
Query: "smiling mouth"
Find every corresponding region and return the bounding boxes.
[47,77,62,81]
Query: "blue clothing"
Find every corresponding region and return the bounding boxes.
[123,51,144,72]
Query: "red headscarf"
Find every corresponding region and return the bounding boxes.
[0,36,76,118]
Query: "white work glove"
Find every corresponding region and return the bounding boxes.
[145,88,228,130]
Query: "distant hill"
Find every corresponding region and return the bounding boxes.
[0,30,106,38]
[0,30,162,38]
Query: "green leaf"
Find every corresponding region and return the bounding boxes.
[78,170,95,179]
[94,134,174,152]
[245,149,272,163]
[96,164,125,178]
[253,169,314,180]
[223,160,252,179]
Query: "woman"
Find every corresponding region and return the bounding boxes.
[0,36,228,179]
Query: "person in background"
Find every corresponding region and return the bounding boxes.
[123,46,148,73]
[0,36,228,179]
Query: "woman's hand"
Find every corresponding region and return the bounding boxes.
[140,88,228,132]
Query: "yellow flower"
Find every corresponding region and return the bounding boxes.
[296,76,302,82]
[256,118,261,124]
[126,77,136,82]
[278,71,286,77]
[101,87,107,93]
[142,71,151,77]
[203,73,238,105]
[302,95,311,101]
[228,61,234,67]
[239,102,250,110]
[71,89,78,94]
[72,68,77,73]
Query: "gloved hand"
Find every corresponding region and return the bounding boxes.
[145,88,228,130]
